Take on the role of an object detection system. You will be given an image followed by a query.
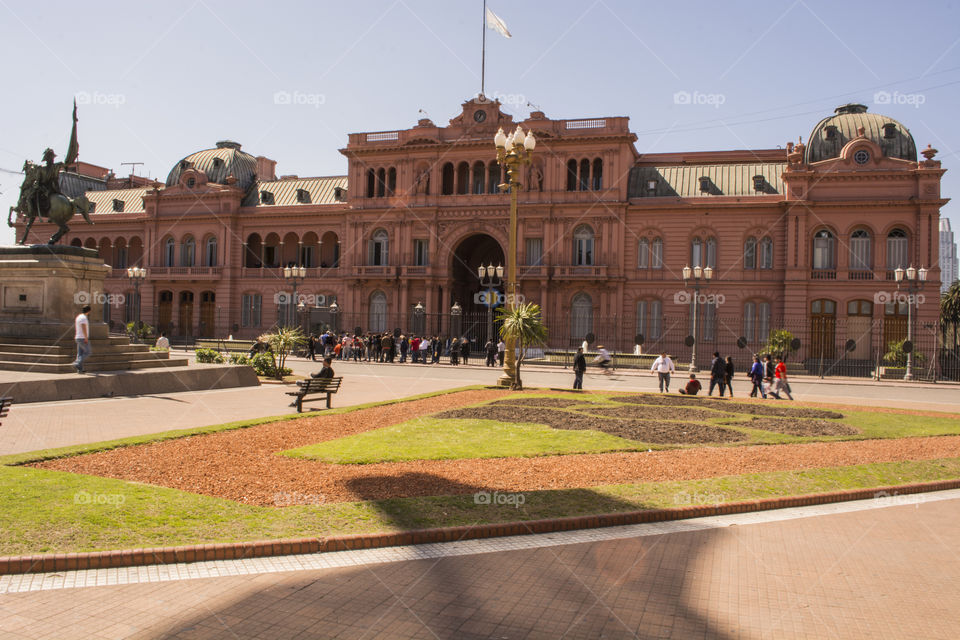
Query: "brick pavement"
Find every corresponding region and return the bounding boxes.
[1,493,958,639]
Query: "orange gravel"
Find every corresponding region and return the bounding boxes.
[33,388,960,506]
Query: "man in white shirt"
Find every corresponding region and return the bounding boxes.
[154,333,170,350]
[72,305,91,373]
[650,352,675,393]
[497,339,506,366]
[419,337,431,364]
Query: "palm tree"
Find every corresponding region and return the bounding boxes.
[258,326,306,380]
[497,302,548,390]
[941,281,960,376]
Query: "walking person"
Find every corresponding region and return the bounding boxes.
[762,354,775,398]
[460,337,470,365]
[724,356,735,397]
[497,338,505,366]
[573,346,587,389]
[708,352,726,396]
[770,356,794,400]
[749,355,766,398]
[650,352,675,393]
[484,339,496,366]
[72,304,92,373]
[450,337,460,365]
[593,345,613,376]
[307,334,317,361]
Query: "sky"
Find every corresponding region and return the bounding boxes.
[1,0,959,251]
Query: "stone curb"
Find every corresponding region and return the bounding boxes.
[1,478,957,576]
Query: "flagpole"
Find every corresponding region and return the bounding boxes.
[481,0,486,97]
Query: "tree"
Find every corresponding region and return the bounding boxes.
[258,326,306,380]
[883,338,926,367]
[760,329,795,361]
[941,281,960,351]
[497,302,548,391]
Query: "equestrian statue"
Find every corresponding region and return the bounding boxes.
[7,101,93,245]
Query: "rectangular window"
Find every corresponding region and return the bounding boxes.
[743,302,756,342]
[850,237,871,270]
[575,237,594,266]
[758,302,771,342]
[115,247,128,269]
[636,301,647,338]
[241,294,262,328]
[651,238,663,269]
[702,302,716,341]
[744,239,757,270]
[650,300,662,339]
[760,239,773,269]
[413,239,428,266]
[264,246,277,268]
[300,246,314,268]
[525,238,543,266]
[638,239,649,269]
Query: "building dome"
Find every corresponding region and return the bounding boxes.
[805,104,917,164]
[165,140,259,191]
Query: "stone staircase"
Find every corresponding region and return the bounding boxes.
[0,335,188,373]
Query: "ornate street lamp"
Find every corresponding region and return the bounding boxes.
[494,125,536,386]
[126,266,147,342]
[682,264,713,372]
[328,299,339,333]
[283,265,306,327]
[895,265,927,380]
[413,301,425,336]
[451,301,462,338]
[478,263,503,347]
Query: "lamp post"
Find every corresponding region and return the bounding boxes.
[283,265,306,327]
[126,266,147,342]
[450,301,462,339]
[413,301,425,336]
[478,263,503,346]
[494,125,536,386]
[682,264,713,372]
[895,265,927,381]
[328,300,339,334]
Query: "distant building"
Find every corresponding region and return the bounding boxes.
[17,99,948,372]
[942,218,959,293]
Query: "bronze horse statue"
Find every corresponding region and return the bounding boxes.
[8,193,93,245]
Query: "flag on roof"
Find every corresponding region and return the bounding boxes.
[486,7,511,38]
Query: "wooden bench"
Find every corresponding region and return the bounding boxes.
[0,397,11,427]
[286,377,343,412]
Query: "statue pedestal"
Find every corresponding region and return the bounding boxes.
[0,245,109,340]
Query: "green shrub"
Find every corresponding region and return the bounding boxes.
[228,353,250,366]
[195,348,225,364]
[250,352,276,376]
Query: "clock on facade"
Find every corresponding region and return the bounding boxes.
[473,110,487,123]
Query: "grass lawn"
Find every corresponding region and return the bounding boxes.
[282,416,649,463]
[2,457,959,556]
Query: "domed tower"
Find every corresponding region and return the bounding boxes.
[165,140,259,192]
[805,103,916,164]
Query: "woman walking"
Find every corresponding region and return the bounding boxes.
[724,356,735,397]
[748,355,766,398]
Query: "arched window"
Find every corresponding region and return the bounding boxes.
[651,237,663,269]
[370,229,389,266]
[456,162,470,195]
[573,225,594,266]
[487,161,500,194]
[850,229,871,271]
[441,162,455,195]
[812,230,836,270]
[386,167,396,196]
[369,291,387,333]
[759,237,773,270]
[180,236,195,267]
[366,168,375,198]
[376,168,386,198]
[471,161,486,195]
[164,237,175,267]
[579,158,590,191]
[637,299,662,340]
[571,293,593,340]
[204,236,217,267]
[566,159,578,191]
[591,158,603,190]
[744,237,757,270]
[638,238,649,269]
[691,237,703,268]
[886,229,908,270]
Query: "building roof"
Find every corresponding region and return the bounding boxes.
[806,104,916,164]
[628,162,786,198]
[59,171,106,198]
[165,141,259,192]
[242,176,347,207]
[84,188,147,214]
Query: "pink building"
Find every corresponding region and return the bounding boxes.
[19,98,947,375]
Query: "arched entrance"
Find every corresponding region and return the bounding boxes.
[451,234,505,345]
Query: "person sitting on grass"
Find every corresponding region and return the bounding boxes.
[678,373,702,395]
[311,356,335,379]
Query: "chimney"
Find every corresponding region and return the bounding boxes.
[256,156,277,181]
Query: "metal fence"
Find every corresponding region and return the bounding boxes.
[298,308,958,382]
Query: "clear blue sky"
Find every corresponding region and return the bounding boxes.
[2,0,958,249]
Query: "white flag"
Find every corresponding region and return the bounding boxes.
[486,7,512,38]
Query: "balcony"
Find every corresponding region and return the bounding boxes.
[401,265,430,277]
[848,270,875,281]
[554,265,608,279]
[810,270,837,280]
[352,265,398,279]
[144,266,223,280]
[239,266,337,280]
[517,265,548,279]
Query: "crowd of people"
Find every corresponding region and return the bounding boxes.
[652,350,793,399]
[302,331,507,367]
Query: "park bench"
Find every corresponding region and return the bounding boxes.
[0,397,11,427]
[286,377,343,412]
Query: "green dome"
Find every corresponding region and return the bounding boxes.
[806,104,916,164]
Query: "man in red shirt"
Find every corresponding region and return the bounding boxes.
[410,336,421,363]
[678,373,702,395]
[770,357,794,400]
